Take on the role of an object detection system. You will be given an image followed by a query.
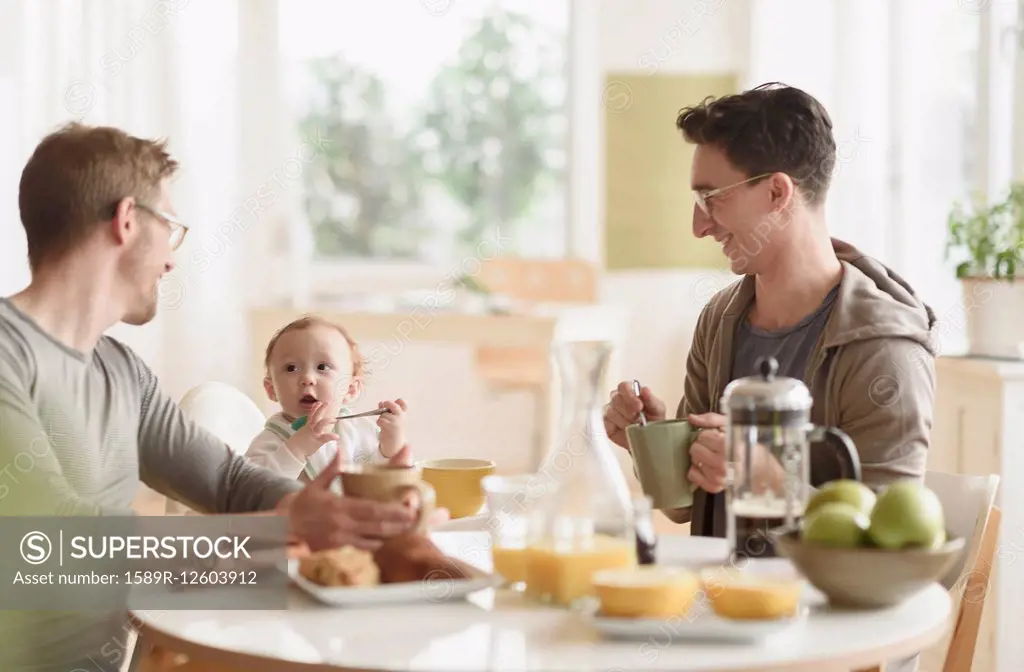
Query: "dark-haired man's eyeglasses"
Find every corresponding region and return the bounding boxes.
[137,203,188,251]
[693,173,773,217]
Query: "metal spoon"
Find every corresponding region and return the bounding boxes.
[632,379,647,426]
[291,407,391,431]
[334,408,392,421]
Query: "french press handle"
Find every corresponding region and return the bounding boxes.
[808,426,862,482]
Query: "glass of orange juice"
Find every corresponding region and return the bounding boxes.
[481,474,538,590]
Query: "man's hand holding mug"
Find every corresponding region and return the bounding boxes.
[603,381,667,449]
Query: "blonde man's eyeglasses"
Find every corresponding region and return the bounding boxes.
[693,173,773,217]
[137,203,189,251]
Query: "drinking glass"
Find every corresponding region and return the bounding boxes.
[481,474,537,590]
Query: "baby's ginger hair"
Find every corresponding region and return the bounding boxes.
[263,315,366,378]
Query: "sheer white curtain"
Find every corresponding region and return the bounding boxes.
[744,0,895,263]
[1016,0,1024,182]
[236,0,315,312]
[0,0,247,397]
[0,3,29,299]
[0,0,185,369]
[746,0,1020,356]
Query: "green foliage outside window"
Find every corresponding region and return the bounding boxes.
[297,5,566,261]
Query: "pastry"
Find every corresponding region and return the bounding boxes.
[699,567,804,620]
[592,566,700,619]
[372,532,473,584]
[298,545,380,587]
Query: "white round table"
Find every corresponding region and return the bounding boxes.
[132,530,953,672]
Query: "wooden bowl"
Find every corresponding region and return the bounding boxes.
[772,529,965,609]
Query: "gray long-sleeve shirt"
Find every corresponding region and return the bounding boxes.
[0,297,302,670]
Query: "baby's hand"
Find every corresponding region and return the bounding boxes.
[286,402,339,460]
[377,398,407,459]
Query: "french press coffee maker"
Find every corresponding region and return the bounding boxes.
[721,356,862,559]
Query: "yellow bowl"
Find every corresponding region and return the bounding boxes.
[420,458,496,519]
[592,566,700,619]
[699,567,804,620]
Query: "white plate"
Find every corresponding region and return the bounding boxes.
[433,513,491,532]
[584,601,808,644]
[288,558,503,607]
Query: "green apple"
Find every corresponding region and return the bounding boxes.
[805,480,877,517]
[802,502,870,548]
[867,481,945,550]
[928,528,948,549]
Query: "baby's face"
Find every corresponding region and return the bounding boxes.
[265,325,356,420]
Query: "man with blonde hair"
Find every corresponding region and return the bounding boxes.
[0,123,417,670]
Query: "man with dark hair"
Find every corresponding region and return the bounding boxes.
[604,83,937,538]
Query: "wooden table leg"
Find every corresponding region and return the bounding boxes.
[128,633,187,672]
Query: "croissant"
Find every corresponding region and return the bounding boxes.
[372,532,474,584]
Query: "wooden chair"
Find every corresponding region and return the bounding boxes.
[476,256,599,305]
[471,257,599,466]
[925,471,1001,672]
[942,505,1001,671]
[862,471,1001,672]
[473,257,599,388]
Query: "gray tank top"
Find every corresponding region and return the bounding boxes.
[703,284,839,538]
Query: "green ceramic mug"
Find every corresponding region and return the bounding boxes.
[626,419,702,510]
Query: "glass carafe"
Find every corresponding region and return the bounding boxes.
[524,340,637,607]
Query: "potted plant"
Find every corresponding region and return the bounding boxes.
[945,182,1024,359]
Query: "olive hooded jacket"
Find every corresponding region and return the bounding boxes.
[673,238,938,537]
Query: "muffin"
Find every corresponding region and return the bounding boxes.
[699,567,803,620]
[592,566,700,619]
[298,546,380,587]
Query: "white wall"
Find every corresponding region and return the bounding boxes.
[598,0,748,417]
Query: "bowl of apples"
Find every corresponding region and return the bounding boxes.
[773,480,965,609]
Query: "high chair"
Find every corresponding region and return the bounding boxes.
[126,382,270,670]
[165,381,267,515]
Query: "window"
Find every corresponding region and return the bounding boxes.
[277,0,571,266]
[887,2,985,355]
[745,0,1020,355]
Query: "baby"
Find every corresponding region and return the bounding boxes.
[247,315,407,481]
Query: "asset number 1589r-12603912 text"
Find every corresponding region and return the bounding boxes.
[125,570,258,586]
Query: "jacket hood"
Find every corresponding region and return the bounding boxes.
[826,238,937,355]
